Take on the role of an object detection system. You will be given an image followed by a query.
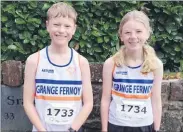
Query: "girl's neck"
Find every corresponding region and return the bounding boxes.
[124,48,144,66]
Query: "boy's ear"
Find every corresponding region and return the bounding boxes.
[72,24,77,35]
[46,20,49,32]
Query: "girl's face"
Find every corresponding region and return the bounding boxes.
[120,19,149,51]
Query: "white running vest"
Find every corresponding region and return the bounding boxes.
[33,47,82,131]
[109,64,154,127]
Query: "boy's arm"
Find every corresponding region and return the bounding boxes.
[23,53,46,131]
[151,59,163,131]
[71,55,93,131]
[101,57,113,131]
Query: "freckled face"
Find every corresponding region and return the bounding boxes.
[120,20,149,51]
[46,16,76,46]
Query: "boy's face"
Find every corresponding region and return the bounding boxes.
[120,20,149,51]
[46,16,76,46]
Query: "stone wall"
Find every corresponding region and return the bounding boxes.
[1,60,183,132]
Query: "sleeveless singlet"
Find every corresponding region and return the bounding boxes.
[33,46,82,131]
[108,64,154,127]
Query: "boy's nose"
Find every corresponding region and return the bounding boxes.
[58,26,65,32]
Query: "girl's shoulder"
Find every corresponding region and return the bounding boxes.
[153,57,163,69]
[152,57,163,75]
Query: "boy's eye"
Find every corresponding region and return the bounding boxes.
[54,24,60,26]
[137,30,142,33]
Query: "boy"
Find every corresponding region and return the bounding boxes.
[23,2,93,132]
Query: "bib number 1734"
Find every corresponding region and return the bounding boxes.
[120,105,147,114]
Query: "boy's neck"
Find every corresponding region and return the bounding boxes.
[49,44,70,54]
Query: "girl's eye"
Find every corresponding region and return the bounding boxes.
[125,32,130,34]
[137,30,142,33]
[65,25,70,28]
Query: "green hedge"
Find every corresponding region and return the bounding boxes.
[1,1,183,71]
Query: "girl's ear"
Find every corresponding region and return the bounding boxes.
[118,29,123,42]
[119,35,123,42]
[145,30,150,40]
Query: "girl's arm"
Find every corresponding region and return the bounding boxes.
[101,57,114,131]
[71,55,93,131]
[23,53,46,131]
[151,59,163,131]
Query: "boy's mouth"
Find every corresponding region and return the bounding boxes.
[55,34,67,38]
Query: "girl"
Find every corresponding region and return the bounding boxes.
[101,10,163,132]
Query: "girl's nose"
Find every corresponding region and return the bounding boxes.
[130,32,137,38]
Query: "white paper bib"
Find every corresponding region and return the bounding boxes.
[116,99,148,120]
[45,103,76,125]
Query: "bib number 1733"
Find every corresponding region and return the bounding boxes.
[45,106,75,124]
[47,108,74,117]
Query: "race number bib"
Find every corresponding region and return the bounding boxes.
[45,103,76,125]
[116,100,147,119]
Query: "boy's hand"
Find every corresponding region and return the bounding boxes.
[68,127,76,132]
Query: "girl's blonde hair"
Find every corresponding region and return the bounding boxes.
[47,2,77,23]
[113,10,159,73]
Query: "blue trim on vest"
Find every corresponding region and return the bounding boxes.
[127,64,141,69]
[46,46,73,67]
[36,79,82,85]
[113,78,153,84]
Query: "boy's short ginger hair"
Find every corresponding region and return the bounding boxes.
[47,2,77,23]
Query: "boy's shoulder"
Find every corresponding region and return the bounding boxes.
[72,49,88,63]
[26,51,39,66]
[77,53,89,66]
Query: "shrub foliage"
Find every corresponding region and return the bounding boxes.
[1,1,183,71]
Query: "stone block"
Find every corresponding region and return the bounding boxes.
[90,63,103,83]
[84,118,101,130]
[84,128,101,132]
[161,81,170,109]
[86,105,100,124]
[181,126,183,132]
[162,93,169,109]
[92,84,102,105]
[169,80,183,101]
[2,60,23,87]
[168,101,183,110]
[84,84,102,130]
[1,85,32,131]
[161,111,183,132]
[161,80,170,94]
